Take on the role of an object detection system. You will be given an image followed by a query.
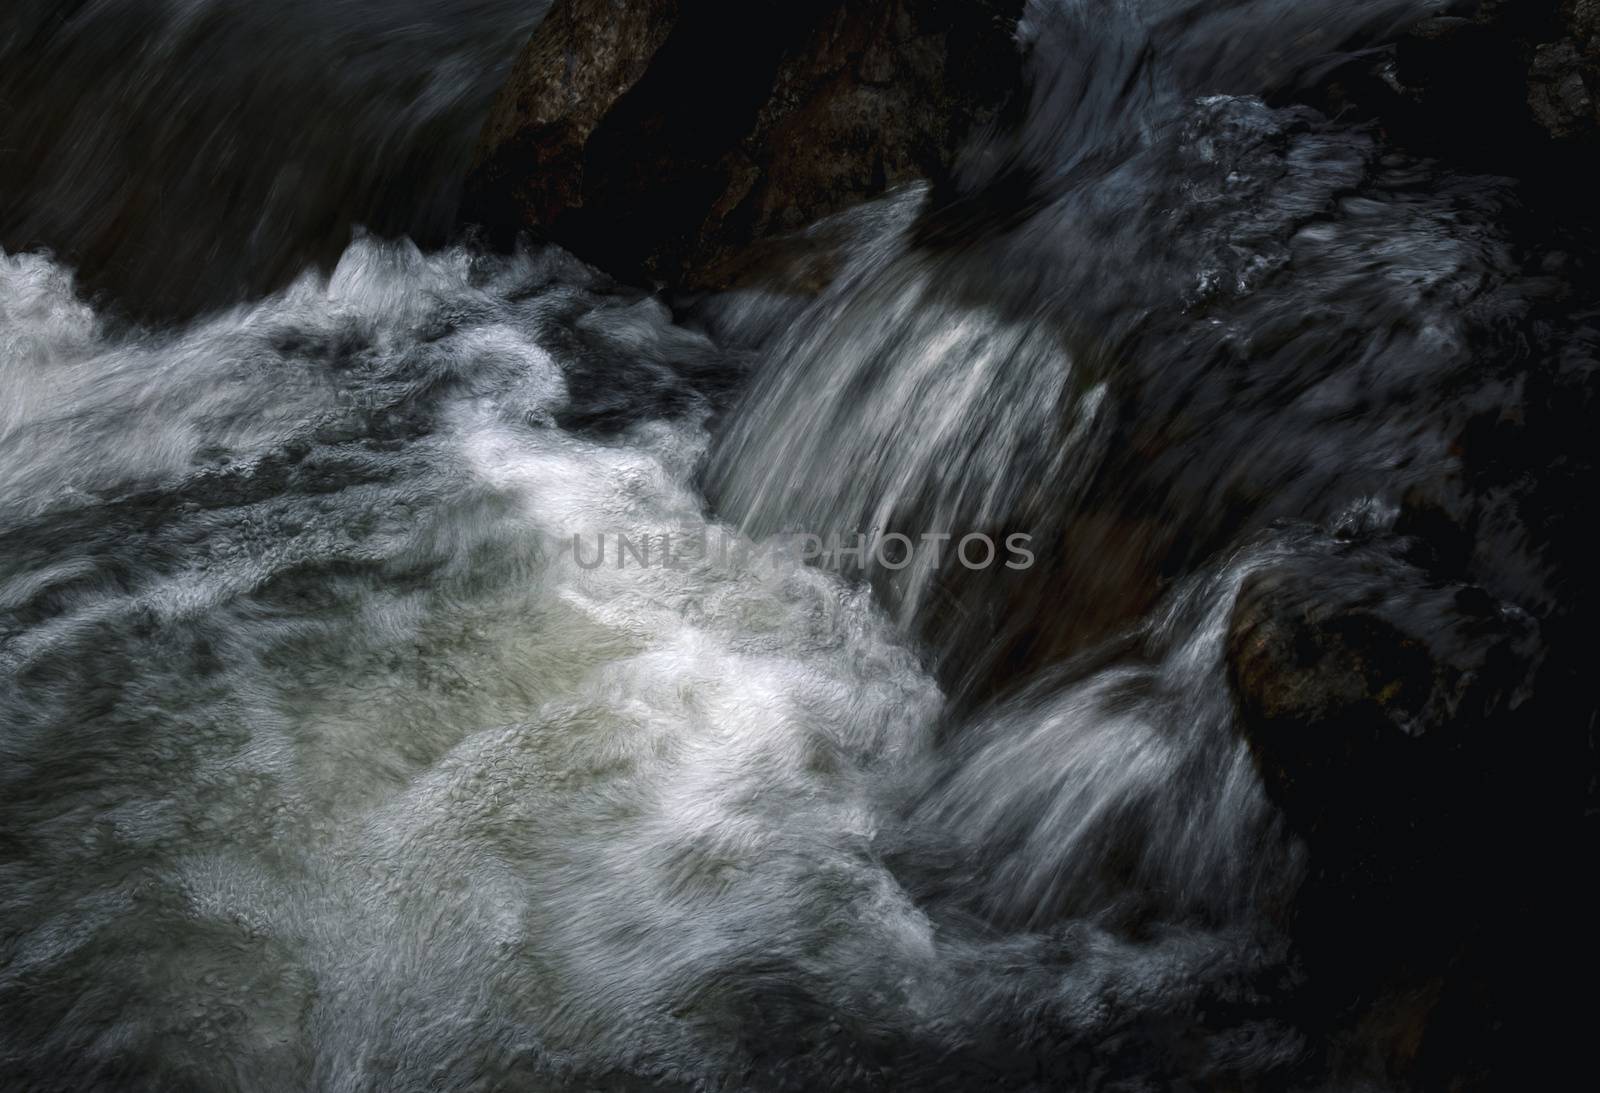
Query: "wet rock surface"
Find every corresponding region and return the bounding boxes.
[1224,522,1572,1090]
[3,2,1597,1088]
[1308,1,1600,190]
[462,0,1026,288]
[1226,526,1541,866]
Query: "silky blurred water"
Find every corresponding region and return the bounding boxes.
[1,0,1581,1089]
[0,0,551,317]
[0,233,1305,1091]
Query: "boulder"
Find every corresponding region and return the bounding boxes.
[1225,523,1566,1087]
[1341,1,1599,153]
[1226,525,1540,873]
[1529,1,1600,138]
[461,0,1025,288]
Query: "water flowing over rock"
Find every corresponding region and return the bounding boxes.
[2,1,1596,1090]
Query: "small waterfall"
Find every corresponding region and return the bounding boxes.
[710,0,1518,691]
[709,191,1114,677]
[0,0,1581,1089]
[891,538,1306,934]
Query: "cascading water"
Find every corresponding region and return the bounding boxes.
[1,0,1588,1090]
[710,0,1534,689]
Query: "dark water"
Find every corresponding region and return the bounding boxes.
[1,1,1590,1090]
[0,0,550,317]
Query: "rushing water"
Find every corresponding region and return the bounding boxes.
[1,1,1589,1090]
[0,233,1305,1090]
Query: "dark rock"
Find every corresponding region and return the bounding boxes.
[1226,526,1540,875]
[1225,524,1576,1090]
[1529,35,1598,138]
[1290,0,1598,259]
[461,0,1026,289]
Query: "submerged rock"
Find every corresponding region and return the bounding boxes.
[462,0,1025,288]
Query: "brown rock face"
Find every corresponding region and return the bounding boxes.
[1528,0,1600,138]
[461,0,1025,287]
[1225,527,1540,874]
[1225,526,1569,1087]
[1392,0,1599,145]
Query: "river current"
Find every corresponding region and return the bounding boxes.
[2,1,1589,1089]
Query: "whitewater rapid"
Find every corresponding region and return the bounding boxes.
[1,238,1297,1090]
[5,0,1586,1088]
